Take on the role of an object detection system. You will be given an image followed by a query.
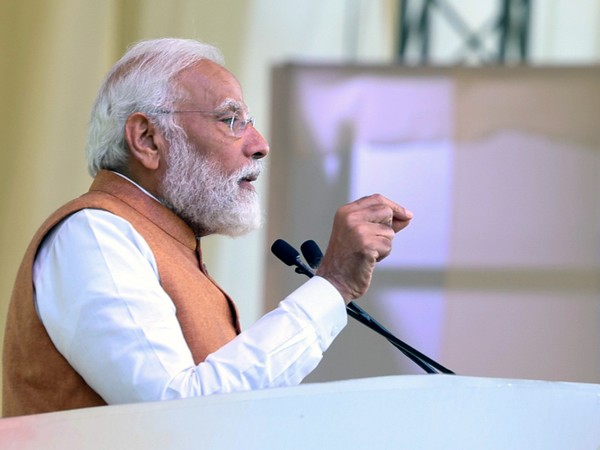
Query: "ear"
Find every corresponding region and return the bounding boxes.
[124,113,164,170]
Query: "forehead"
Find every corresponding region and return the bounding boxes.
[174,59,245,110]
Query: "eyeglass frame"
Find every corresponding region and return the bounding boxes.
[152,108,256,138]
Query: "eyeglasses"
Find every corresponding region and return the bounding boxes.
[154,109,256,138]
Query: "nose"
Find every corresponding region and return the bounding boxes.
[245,126,270,160]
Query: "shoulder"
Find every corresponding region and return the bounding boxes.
[38,209,154,266]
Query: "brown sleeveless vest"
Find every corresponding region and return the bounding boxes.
[2,170,240,417]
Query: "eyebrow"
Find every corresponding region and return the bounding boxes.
[214,98,248,114]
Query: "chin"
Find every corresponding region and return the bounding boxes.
[197,214,263,238]
[224,217,264,237]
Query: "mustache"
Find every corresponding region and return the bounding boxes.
[234,160,263,181]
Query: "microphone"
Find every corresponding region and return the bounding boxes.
[271,239,315,278]
[271,238,455,375]
[300,240,323,269]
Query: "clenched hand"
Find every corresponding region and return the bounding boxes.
[316,194,413,303]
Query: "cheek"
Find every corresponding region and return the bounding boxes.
[211,148,246,172]
[189,134,228,160]
[182,127,245,174]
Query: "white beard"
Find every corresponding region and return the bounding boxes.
[159,133,263,237]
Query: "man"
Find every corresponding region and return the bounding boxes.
[2,38,412,417]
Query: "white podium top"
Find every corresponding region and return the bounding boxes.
[0,375,598,449]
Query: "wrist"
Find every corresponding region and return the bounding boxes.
[315,269,354,304]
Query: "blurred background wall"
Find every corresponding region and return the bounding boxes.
[1,0,599,394]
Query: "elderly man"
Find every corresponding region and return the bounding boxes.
[3,38,412,416]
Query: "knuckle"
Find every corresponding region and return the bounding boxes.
[368,193,384,203]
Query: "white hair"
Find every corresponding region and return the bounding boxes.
[85,38,225,176]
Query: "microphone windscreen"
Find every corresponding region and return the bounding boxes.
[300,240,323,269]
[271,239,300,266]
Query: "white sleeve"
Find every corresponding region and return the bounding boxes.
[33,209,347,405]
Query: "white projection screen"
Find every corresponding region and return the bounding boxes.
[265,65,600,384]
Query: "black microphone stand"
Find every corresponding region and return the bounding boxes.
[345,301,454,374]
[272,239,454,375]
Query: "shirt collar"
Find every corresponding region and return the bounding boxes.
[110,171,163,204]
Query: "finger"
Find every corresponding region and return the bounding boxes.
[362,204,411,234]
[356,223,395,255]
[386,201,413,229]
[362,204,395,227]
[352,194,413,226]
[391,215,412,233]
[375,224,396,240]
[370,232,395,261]
[383,200,413,233]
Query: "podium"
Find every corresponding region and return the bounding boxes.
[0,375,598,449]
